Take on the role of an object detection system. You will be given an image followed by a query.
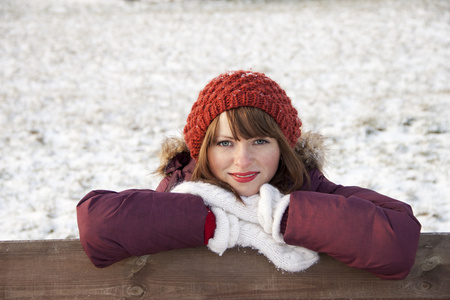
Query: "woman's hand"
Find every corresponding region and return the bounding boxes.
[171,181,258,223]
[172,181,291,241]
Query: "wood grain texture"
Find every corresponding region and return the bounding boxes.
[0,233,449,299]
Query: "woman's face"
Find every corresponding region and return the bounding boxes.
[207,112,281,197]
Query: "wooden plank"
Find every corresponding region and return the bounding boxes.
[0,233,449,299]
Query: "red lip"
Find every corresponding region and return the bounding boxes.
[230,172,259,183]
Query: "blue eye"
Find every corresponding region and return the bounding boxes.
[254,139,269,145]
[218,140,232,147]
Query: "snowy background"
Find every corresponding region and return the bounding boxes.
[1,0,449,240]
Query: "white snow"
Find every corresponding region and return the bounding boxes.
[0,0,449,240]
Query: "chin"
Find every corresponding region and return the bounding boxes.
[237,188,260,197]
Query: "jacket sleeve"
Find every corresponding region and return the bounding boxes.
[283,170,421,280]
[76,189,209,268]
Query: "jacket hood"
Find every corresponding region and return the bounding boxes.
[155,131,327,177]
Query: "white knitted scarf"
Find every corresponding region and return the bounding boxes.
[172,181,319,272]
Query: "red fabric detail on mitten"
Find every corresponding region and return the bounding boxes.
[204,209,216,245]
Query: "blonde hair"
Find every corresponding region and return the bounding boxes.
[191,107,309,198]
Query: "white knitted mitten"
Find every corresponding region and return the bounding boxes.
[172,181,319,272]
[237,220,319,272]
[205,206,239,255]
[256,184,290,242]
[172,181,258,223]
[173,181,290,241]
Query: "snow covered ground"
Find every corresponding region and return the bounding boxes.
[1,0,449,240]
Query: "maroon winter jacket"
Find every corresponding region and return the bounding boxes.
[77,140,421,280]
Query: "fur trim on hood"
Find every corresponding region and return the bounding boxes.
[154,131,327,177]
[293,131,327,173]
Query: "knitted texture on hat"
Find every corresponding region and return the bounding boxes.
[184,70,302,160]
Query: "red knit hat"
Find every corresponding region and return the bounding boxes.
[184,70,302,160]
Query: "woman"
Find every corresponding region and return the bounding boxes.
[77,70,421,280]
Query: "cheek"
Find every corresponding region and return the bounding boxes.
[207,148,223,176]
[265,148,281,175]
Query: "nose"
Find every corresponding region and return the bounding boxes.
[234,143,252,169]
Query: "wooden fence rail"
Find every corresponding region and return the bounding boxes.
[1,233,449,299]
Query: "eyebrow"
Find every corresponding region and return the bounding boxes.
[215,135,235,140]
